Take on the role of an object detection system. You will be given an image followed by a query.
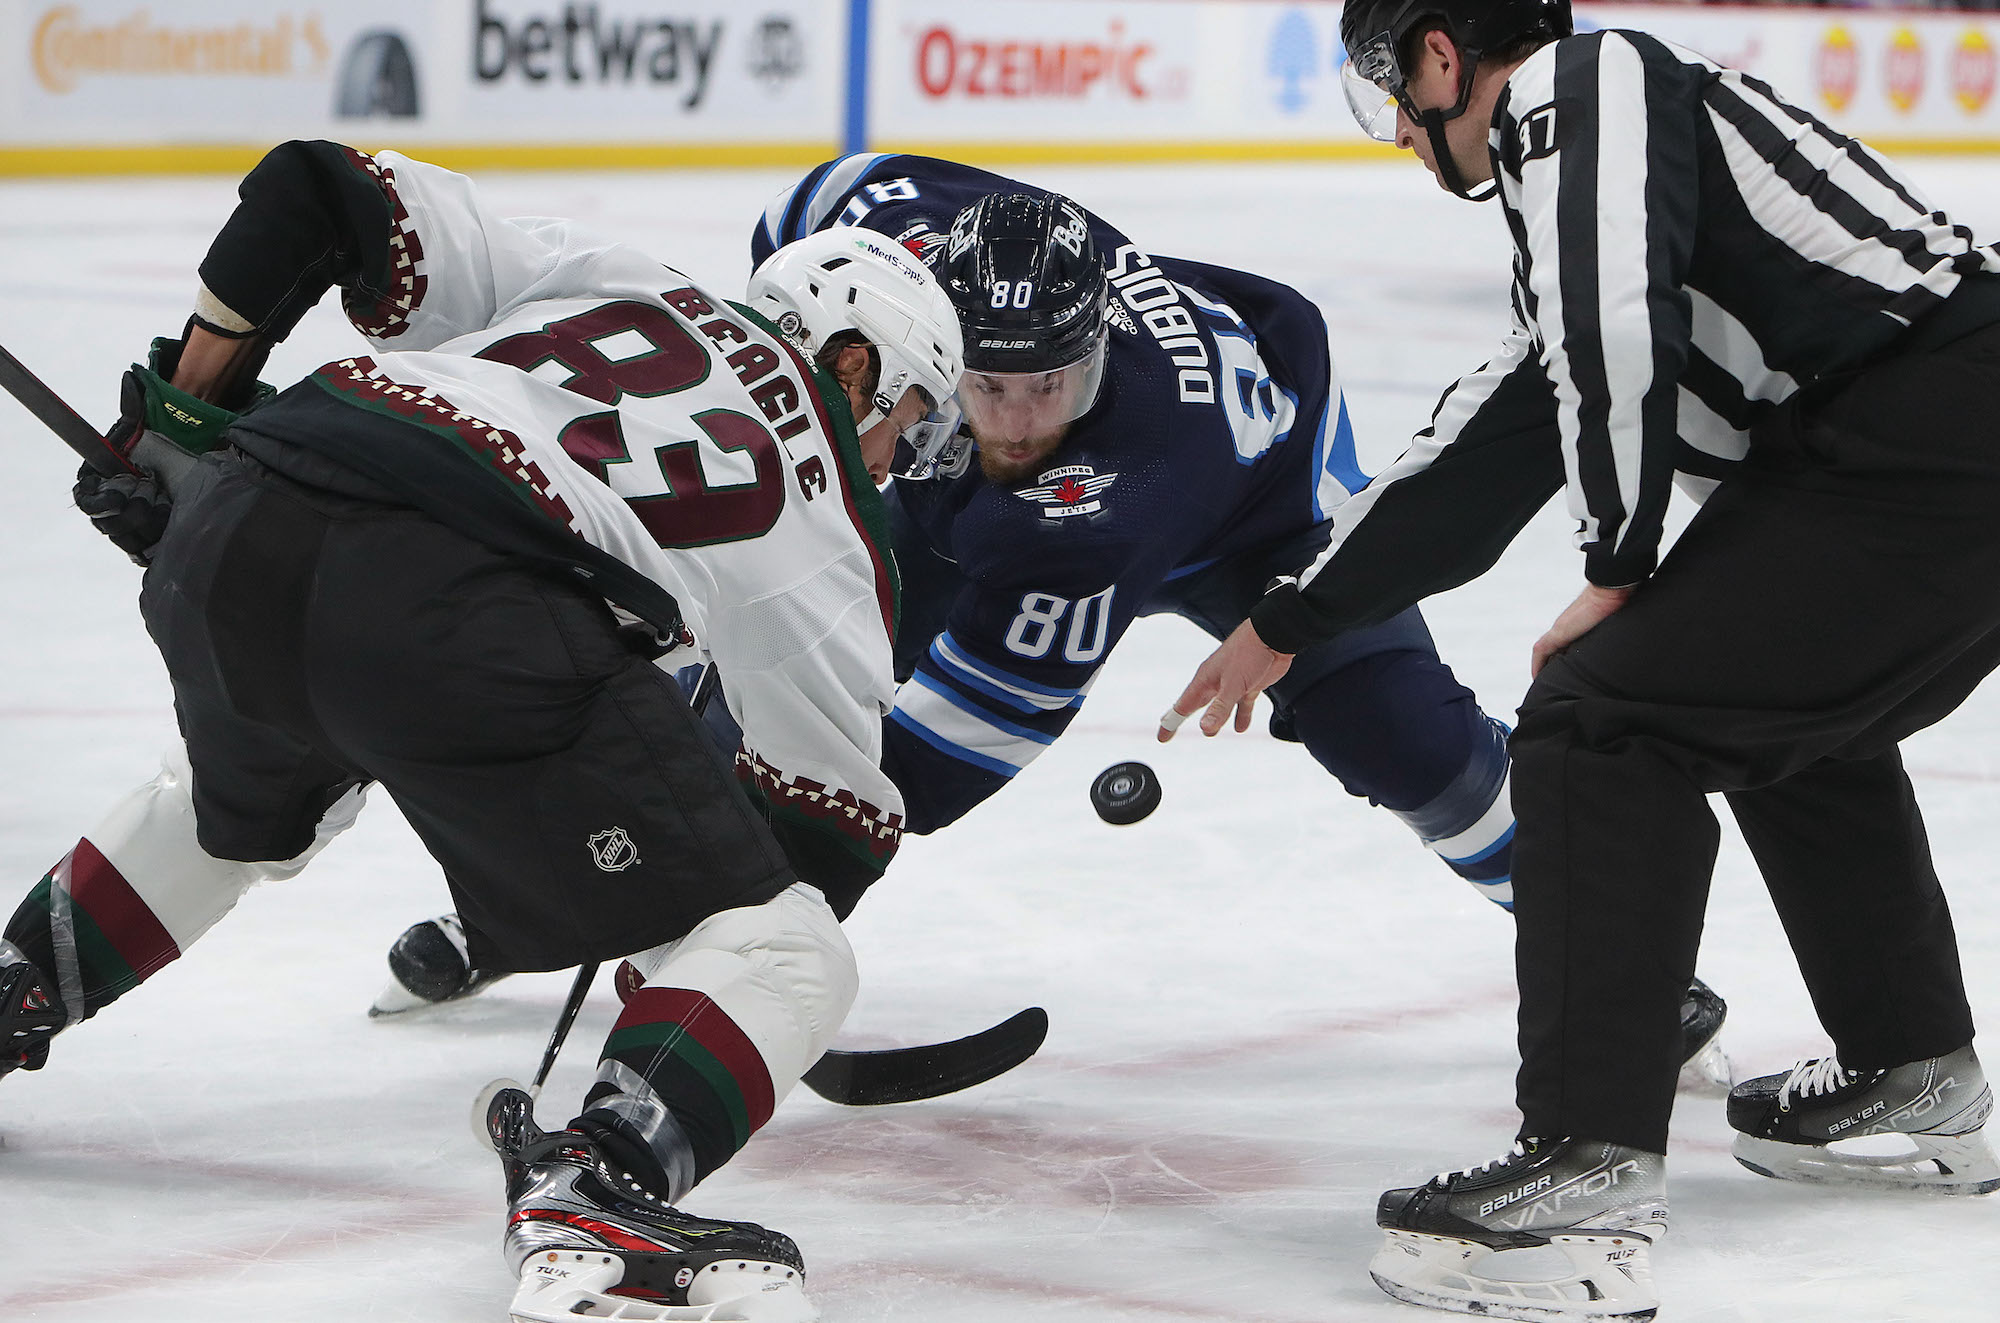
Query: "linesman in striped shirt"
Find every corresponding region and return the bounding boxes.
[1165,0,2000,1315]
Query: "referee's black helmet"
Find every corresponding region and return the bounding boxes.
[1339,0,1571,74]
[1339,0,1572,140]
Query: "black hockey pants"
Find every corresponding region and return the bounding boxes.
[1511,321,2000,1154]
[138,453,793,974]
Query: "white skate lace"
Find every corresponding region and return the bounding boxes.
[1778,1056,1859,1111]
[1434,1139,1532,1185]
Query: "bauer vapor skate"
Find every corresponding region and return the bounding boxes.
[368,913,508,1016]
[1728,1044,1999,1194]
[1677,977,1732,1094]
[1370,1137,1667,1322]
[1,944,63,1078]
[482,1084,815,1323]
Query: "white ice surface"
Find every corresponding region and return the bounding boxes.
[3,159,1999,1323]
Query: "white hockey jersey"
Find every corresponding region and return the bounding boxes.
[237,150,904,883]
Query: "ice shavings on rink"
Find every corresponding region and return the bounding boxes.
[3,160,1999,1322]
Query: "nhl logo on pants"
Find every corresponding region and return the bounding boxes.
[587,827,640,872]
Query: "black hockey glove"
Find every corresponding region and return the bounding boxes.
[74,464,172,566]
[77,335,275,565]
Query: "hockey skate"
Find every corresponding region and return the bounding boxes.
[1370,1137,1667,1322]
[1728,1045,1999,1195]
[1676,977,1732,1094]
[368,913,509,1016]
[482,1084,815,1323]
[1,946,63,1078]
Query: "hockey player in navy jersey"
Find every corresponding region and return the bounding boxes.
[753,154,1527,901]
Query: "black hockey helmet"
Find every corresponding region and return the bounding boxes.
[1340,0,1571,197]
[935,192,1107,375]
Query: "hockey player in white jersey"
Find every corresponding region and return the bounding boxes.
[0,141,963,1323]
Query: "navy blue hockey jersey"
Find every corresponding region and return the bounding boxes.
[755,155,1366,832]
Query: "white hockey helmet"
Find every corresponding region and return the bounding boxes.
[747,227,968,480]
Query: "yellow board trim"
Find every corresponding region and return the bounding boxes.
[8,135,2000,177]
[885,137,2000,163]
[0,141,843,176]
[871,139,1408,165]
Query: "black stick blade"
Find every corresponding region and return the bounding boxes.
[800,1007,1049,1106]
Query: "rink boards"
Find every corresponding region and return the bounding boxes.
[8,0,2000,173]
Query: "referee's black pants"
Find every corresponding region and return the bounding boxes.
[1512,322,2000,1154]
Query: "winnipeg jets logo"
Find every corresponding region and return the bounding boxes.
[1015,464,1117,519]
[587,827,640,872]
[898,227,948,267]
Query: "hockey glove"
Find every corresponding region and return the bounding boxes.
[79,336,274,564]
[104,335,273,465]
[74,463,172,566]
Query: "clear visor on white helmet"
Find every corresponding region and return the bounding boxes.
[1341,34,1407,143]
[859,350,966,480]
[877,376,968,481]
[957,330,1108,440]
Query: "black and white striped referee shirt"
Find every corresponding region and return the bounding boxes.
[1253,28,2000,653]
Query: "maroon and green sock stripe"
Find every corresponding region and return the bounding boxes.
[3,839,180,1019]
[597,986,776,1183]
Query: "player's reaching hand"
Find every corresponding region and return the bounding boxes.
[1159,619,1293,741]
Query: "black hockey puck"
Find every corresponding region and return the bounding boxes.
[1091,761,1161,825]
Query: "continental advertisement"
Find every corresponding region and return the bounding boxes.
[11,1,2000,174]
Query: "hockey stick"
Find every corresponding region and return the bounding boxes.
[527,961,599,1101]
[801,1006,1049,1106]
[0,341,125,474]
[0,340,199,490]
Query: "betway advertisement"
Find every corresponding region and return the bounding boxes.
[460,0,836,137]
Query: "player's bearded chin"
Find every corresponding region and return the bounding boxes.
[972,426,1065,483]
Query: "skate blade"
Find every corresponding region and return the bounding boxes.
[367,977,434,1018]
[1733,1131,2000,1195]
[509,1251,816,1323]
[368,969,504,1018]
[1369,1228,1658,1322]
[1676,1036,1734,1096]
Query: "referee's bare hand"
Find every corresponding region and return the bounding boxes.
[1161,620,1294,741]
[1531,583,1635,677]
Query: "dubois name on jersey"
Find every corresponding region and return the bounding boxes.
[756,154,1368,831]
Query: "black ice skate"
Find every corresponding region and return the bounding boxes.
[0,944,63,1078]
[367,912,508,1016]
[1676,976,1732,1093]
[1728,1045,1999,1195]
[1370,1137,1667,1322]
[481,1084,813,1323]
